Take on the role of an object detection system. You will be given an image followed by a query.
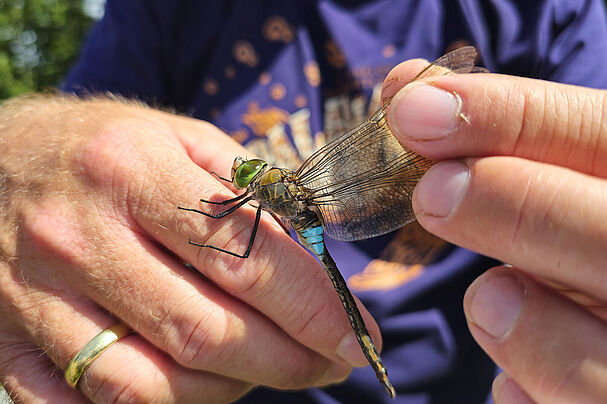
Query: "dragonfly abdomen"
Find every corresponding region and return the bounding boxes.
[291,209,396,398]
[291,209,326,257]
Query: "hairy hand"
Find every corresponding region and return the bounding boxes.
[0,96,372,403]
[384,60,607,403]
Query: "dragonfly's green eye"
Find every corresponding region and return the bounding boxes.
[233,158,266,189]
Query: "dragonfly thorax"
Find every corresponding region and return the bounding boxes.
[231,158,307,218]
[253,167,308,218]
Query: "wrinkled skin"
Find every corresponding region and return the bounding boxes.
[385,60,607,404]
[0,96,369,403]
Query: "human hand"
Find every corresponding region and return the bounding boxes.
[383,60,607,403]
[0,96,376,403]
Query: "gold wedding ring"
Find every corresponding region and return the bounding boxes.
[65,322,133,388]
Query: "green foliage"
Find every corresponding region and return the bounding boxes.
[0,0,97,99]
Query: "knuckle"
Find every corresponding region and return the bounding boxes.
[508,79,535,155]
[291,297,330,342]
[507,163,565,265]
[159,296,231,370]
[69,115,182,225]
[20,199,87,269]
[71,119,140,184]
[71,115,170,201]
[508,172,533,254]
[498,77,554,158]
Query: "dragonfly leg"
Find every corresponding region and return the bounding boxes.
[178,195,253,218]
[209,171,232,184]
[199,190,250,205]
[187,205,263,258]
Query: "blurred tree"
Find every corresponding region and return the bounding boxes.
[0,0,103,99]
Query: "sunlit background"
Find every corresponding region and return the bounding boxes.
[0,0,105,99]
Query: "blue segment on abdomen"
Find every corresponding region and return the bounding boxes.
[308,242,325,256]
[301,226,323,237]
[300,226,325,256]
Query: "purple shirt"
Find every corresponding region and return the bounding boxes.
[64,1,607,402]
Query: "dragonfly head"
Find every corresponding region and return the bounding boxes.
[231,157,267,190]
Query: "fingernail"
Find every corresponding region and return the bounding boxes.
[390,82,462,141]
[470,275,525,338]
[415,161,470,218]
[336,333,368,367]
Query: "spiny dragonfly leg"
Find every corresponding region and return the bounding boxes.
[178,194,253,218]
[187,205,263,258]
[200,190,250,205]
[209,171,232,183]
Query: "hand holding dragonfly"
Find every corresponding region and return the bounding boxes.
[385,56,607,403]
[0,98,361,403]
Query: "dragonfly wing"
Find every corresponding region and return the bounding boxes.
[412,46,486,80]
[294,46,482,241]
[381,46,486,105]
[296,108,432,241]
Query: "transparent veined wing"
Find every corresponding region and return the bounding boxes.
[294,46,484,241]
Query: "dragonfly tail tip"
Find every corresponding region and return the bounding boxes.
[384,382,396,399]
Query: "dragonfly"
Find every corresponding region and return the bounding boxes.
[179,46,485,398]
